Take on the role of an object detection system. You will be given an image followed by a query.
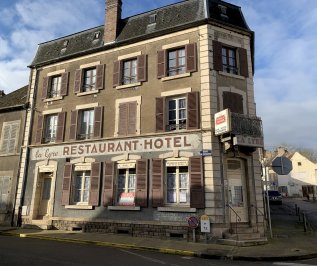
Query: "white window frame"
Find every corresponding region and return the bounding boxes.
[116,166,136,206]
[72,170,91,205]
[44,114,58,143]
[78,109,95,140]
[166,96,187,131]
[82,68,97,92]
[167,47,186,77]
[49,75,62,98]
[122,58,137,85]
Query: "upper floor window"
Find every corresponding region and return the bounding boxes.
[74,64,104,94]
[113,55,147,87]
[155,92,199,132]
[42,72,69,100]
[122,58,137,85]
[157,43,197,79]
[222,47,238,75]
[0,120,20,155]
[222,91,244,114]
[69,106,103,141]
[213,40,249,77]
[44,114,58,143]
[168,48,186,76]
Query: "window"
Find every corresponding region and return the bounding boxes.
[74,64,104,93]
[222,91,244,114]
[213,40,249,77]
[155,92,199,132]
[0,176,10,210]
[83,68,96,92]
[167,97,187,131]
[73,171,90,204]
[168,48,186,76]
[122,59,137,85]
[43,114,58,143]
[222,47,238,75]
[157,43,197,79]
[42,72,69,99]
[117,168,136,206]
[113,55,147,87]
[69,107,102,141]
[78,109,94,140]
[166,166,189,205]
[0,121,20,155]
[118,101,137,136]
[298,162,302,166]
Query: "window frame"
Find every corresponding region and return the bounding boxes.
[116,166,137,206]
[167,47,186,77]
[221,46,238,75]
[78,109,95,140]
[122,58,138,85]
[82,67,97,92]
[166,96,187,131]
[72,170,91,205]
[49,75,62,98]
[43,114,58,143]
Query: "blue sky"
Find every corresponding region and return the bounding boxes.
[0,0,317,152]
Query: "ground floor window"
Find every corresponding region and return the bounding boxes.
[117,168,136,206]
[0,176,10,210]
[73,171,90,204]
[166,166,189,205]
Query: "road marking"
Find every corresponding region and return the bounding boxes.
[274,262,316,266]
[120,249,166,264]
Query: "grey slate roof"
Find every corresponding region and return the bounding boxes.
[31,0,252,67]
[0,85,28,111]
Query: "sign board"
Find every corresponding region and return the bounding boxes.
[200,215,210,233]
[166,160,188,167]
[214,109,231,136]
[272,156,293,175]
[118,192,135,206]
[200,150,212,156]
[233,135,264,148]
[187,216,199,229]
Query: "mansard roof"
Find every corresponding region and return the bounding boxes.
[31,0,253,67]
[0,85,28,111]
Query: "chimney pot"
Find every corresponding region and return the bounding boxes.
[104,0,122,44]
[0,90,5,97]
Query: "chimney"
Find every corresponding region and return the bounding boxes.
[104,0,122,44]
[0,90,5,97]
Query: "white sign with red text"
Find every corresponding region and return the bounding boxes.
[214,109,231,136]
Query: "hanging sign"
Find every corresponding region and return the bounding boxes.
[200,214,210,233]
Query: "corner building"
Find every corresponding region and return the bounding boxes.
[17,0,265,243]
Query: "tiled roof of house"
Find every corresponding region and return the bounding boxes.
[0,85,28,111]
[31,0,252,67]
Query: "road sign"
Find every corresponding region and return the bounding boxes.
[272,156,293,175]
[187,216,199,229]
[200,215,210,233]
[200,149,212,156]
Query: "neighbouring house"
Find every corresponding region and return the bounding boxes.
[15,0,265,244]
[0,86,28,225]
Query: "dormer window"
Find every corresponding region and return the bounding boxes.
[94,31,101,40]
[218,5,227,15]
[149,14,157,24]
[63,40,69,47]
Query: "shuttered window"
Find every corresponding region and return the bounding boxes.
[0,121,20,155]
[113,55,147,87]
[213,40,249,77]
[42,72,69,99]
[223,91,244,114]
[118,101,137,136]
[74,65,104,93]
[157,43,197,79]
[155,91,199,132]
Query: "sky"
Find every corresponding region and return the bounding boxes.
[0,0,316,152]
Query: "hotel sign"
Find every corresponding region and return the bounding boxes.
[233,135,264,148]
[30,133,201,161]
[214,109,231,136]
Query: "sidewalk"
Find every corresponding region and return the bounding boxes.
[1,202,317,261]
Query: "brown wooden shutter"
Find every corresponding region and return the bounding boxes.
[187,91,200,130]
[113,61,122,87]
[35,114,44,144]
[89,162,101,206]
[239,48,249,77]
[74,69,82,93]
[96,64,105,90]
[118,102,128,136]
[155,97,165,132]
[62,163,72,205]
[93,106,103,139]
[157,50,166,78]
[223,91,243,114]
[189,156,204,208]
[42,77,49,99]
[152,159,164,207]
[60,72,69,96]
[56,112,66,143]
[135,159,148,207]
[103,161,115,206]
[186,43,197,73]
[137,54,147,82]
[128,101,137,135]
[69,110,78,140]
[213,40,223,71]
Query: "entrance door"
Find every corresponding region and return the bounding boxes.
[227,159,248,222]
[38,173,52,218]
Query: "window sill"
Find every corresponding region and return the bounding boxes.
[108,206,141,211]
[219,71,245,80]
[65,205,93,210]
[161,72,190,82]
[76,90,99,96]
[43,96,63,102]
[0,153,19,157]
[115,82,141,90]
[157,207,196,212]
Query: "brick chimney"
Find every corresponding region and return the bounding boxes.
[104,0,122,44]
[0,90,5,97]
